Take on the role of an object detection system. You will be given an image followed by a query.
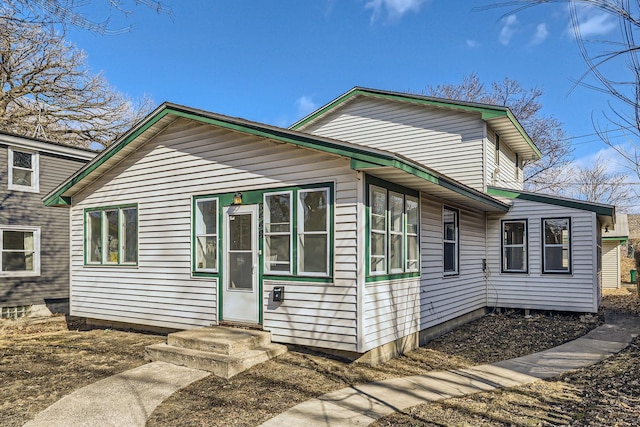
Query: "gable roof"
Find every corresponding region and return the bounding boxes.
[290,87,542,161]
[43,102,509,212]
[487,186,615,227]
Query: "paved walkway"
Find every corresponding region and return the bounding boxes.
[23,310,640,427]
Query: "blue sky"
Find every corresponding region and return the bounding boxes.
[67,0,632,183]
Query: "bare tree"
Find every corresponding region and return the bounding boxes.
[484,1,640,178]
[1,0,171,34]
[572,154,631,207]
[0,13,152,148]
[426,73,574,193]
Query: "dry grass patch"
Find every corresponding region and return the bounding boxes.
[373,288,640,427]
[0,318,164,427]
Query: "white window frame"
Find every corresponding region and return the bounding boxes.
[194,197,219,273]
[405,195,420,273]
[297,187,330,277]
[389,191,405,274]
[85,206,138,266]
[542,217,571,274]
[369,185,388,275]
[0,225,41,277]
[263,191,293,275]
[502,220,527,273]
[8,148,39,193]
[443,206,459,276]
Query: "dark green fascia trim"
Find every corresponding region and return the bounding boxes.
[602,237,628,242]
[351,160,508,211]
[43,109,172,207]
[45,102,506,212]
[487,187,615,216]
[292,88,539,161]
[290,88,512,130]
[262,275,335,284]
[46,196,71,206]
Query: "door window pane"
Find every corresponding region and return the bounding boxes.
[229,214,252,251]
[229,252,252,290]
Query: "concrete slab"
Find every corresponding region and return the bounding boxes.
[23,362,209,427]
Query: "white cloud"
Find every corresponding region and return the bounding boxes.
[365,0,429,21]
[530,23,548,45]
[569,5,617,38]
[295,95,318,118]
[499,14,518,45]
[466,39,479,48]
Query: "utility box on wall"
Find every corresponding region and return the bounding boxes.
[273,286,285,302]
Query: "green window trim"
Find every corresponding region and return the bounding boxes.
[365,175,420,281]
[84,204,138,266]
[193,197,219,274]
[191,183,334,280]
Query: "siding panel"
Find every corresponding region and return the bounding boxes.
[70,119,360,348]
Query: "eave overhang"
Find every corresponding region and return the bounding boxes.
[487,186,616,228]
[290,87,542,161]
[43,102,509,213]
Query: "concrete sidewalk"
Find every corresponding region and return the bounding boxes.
[23,361,209,427]
[23,311,639,427]
[259,310,640,427]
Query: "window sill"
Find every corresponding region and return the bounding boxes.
[7,185,39,193]
[83,264,138,268]
[0,272,41,278]
[366,272,420,283]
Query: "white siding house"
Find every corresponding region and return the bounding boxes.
[602,214,629,289]
[44,88,614,363]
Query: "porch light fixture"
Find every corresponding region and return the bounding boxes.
[233,192,243,205]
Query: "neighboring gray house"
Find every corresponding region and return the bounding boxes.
[43,88,615,363]
[1,132,95,317]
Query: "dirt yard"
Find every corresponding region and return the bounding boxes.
[1,288,637,427]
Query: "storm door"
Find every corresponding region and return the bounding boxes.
[222,204,259,323]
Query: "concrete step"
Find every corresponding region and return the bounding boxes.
[167,327,272,355]
[145,342,288,379]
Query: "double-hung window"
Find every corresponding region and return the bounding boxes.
[443,206,458,275]
[8,148,39,192]
[194,198,218,272]
[86,206,138,265]
[298,188,330,276]
[368,182,420,277]
[502,220,527,273]
[543,218,571,273]
[1,226,40,276]
[264,192,292,274]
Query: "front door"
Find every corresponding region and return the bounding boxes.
[222,204,259,324]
